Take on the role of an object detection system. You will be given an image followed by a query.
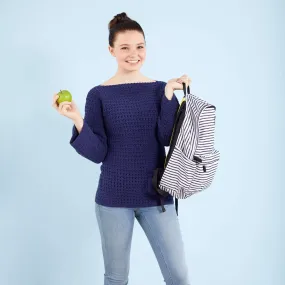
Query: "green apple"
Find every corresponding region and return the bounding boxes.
[57,90,72,104]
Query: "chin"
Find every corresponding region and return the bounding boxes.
[126,66,141,71]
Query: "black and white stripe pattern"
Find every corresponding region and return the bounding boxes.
[159,92,220,199]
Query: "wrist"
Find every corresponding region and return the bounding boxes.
[73,116,84,133]
[73,115,83,125]
[165,85,174,100]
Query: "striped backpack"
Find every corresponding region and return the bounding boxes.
[152,83,220,215]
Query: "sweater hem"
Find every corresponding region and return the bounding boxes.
[94,197,174,209]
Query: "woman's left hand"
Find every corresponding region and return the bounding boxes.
[166,74,192,91]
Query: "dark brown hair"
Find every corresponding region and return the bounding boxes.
[108,12,145,47]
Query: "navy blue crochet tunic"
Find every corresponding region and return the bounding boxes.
[70,81,179,208]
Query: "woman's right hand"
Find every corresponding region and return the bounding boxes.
[52,93,82,121]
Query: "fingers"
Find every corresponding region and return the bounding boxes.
[61,105,71,114]
[52,94,59,110]
[176,74,191,86]
[70,100,77,108]
[177,75,191,84]
[58,102,72,114]
[52,93,73,115]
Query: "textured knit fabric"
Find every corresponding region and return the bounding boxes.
[70,81,179,208]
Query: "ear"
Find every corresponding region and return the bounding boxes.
[108,46,116,57]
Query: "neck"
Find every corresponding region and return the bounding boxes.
[113,68,144,83]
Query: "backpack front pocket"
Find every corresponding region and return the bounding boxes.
[190,150,220,191]
[159,147,220,199]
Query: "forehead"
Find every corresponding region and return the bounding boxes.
[115,30,145,46]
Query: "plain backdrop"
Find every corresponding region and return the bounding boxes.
[0,0,284,284]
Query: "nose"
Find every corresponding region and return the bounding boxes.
[129,48,138,56]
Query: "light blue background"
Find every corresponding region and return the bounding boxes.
[0,0,284,284]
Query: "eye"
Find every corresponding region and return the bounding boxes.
[121,47,128,50]
[138,46,144,49]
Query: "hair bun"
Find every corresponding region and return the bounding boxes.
[115,12,128,21]
[108,12,132,30]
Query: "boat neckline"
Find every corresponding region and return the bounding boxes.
[99,81,158,87]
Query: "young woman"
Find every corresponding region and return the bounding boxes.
[52,12,191,285]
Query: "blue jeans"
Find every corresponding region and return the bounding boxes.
[95,203,190,285]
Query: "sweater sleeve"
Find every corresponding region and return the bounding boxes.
[157,82,180,146]
[69,87,108,164]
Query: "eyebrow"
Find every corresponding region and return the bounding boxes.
[119,42,145,46]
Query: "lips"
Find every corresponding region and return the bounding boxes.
[126,60,140,63]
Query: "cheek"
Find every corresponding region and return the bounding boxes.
[139,50,146,61]
[118,53,127,62]
[114,50,127,62]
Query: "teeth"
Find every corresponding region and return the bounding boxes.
[127,60,139,63]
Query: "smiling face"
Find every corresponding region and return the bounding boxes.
[109,30,146,72]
